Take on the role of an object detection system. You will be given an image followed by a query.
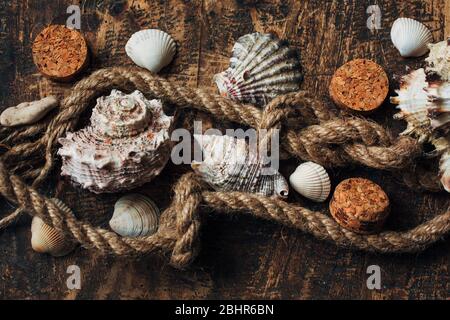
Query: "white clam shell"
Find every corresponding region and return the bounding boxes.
[214,32,302,106]
[125,29,176,73]
[109,194,160,238]
[58,90,175,193]
[31,199,76,257]
[391,18,432,58]
[289,162,330,202]
[1,96,58,127]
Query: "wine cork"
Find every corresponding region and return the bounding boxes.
[32,25,89,82]
[329,59,389,113]
[329,178,390,234]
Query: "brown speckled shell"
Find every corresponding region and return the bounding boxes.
[329,178,390,234]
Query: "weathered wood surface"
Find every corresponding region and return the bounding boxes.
[0,0,449,300]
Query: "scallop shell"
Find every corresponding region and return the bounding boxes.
[192,134,289,198]
[125,29,176,73]
[31,199,76,257]
[109,194,160,237]
[391,66,450,192]
[58,89,175,193]
[391,18,432,57]
[214,32,302,106]
[289,162,330,202]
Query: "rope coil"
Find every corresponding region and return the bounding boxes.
[0,67,448,269]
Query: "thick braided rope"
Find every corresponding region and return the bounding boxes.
[0,67,447,268]
[0,163,448,269]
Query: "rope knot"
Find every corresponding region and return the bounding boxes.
[169,172,205,269]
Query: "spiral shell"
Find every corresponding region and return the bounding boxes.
[58,90,175,193]
[214,32,302,106]
[31,199,76,257]
[192,134,289,198]
[289,162,331,202]
[391,39,450,192]
[109,194,160,238]
[391,18,432,57]
[125,29,176,73]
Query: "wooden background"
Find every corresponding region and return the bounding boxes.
[0,0,449,300]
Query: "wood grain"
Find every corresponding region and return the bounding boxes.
[0,0,449,300]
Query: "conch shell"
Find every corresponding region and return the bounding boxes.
[391,39,450,191]
[58,89,175,193]
[109,194,160,238]
[192,134,289,198]
[214,32,302,106]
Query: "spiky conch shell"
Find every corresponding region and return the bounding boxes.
[31,199,77,257]
[58,90,175,193]
[192,134,289,198]
[391,39,450,191]
[109,194,160,238]
[214,32,303,106]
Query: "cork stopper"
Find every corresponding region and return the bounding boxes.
[329,178,390,234]
[32,25,89,82]
[329,59,389,113]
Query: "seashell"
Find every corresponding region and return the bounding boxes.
[214,32,302,106]
[391,18,432,57]
[109,194,160,237]
[125,29,176,73]
[1,96,58,127]
[192,134,289,198]
[391,68,450,192]
[289,162,330,202]
[31,199,76,257]
[426,38,450,81]
[58,89,175,193]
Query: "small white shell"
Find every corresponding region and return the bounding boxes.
[391,18,432,57]
[289,162,331,202]
[109,194,160,238]
[1,96,58,127]
[125,29,176,73]
[31,199,76,257]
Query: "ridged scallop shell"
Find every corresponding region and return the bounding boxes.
[391,59,450,191]
[125,29,176,73]
[192,134,289,198]
[109,194,160,237]
[58,90,175,193]
[31,199,76,257]
[391,18,432,57]
[214,32,302,106]
[289,162,330,202]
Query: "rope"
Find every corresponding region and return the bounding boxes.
[0,67,447,269]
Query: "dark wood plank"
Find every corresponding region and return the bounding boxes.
[0,0,449,300]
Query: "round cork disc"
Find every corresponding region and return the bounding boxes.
[329,178,390,234]
[32,25,89,82]
[329,59,389,113]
